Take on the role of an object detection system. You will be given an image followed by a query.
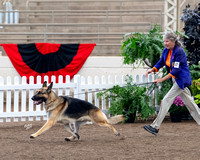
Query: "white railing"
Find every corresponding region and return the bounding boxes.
[0,9,162,24]
[0,74,155,123]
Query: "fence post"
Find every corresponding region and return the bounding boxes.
[147,74,153,97]
[0,77,4,122]
[74,75,81,99]
[21,76,27,121]
[28,76,34,121]
[65,75,70,96]
[94,76,100,108]
[135,75,140,84]
[13,76,19,122]
[58,75,63,96]
[122,75,125,84]
[154,73,159,113]
[87,76,93,104]
[6,76,12,122]
[101,75,107,113]
[79,76,85,100]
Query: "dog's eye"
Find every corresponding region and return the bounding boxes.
[36,91,41,94]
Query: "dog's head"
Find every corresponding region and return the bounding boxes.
[31,81,53,105]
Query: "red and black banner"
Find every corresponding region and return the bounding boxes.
[0,43,96,83]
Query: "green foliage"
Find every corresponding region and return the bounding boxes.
[120,24,164,68]
[189,62,200,80]
[191,78,200,104]
[169,104,188,114]
[97,76,155,122]
[189,62,200,98]
[195,94,200,104]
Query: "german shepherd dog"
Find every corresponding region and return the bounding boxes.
[30,81,123,141]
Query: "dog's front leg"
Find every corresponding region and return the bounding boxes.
[30,119,56,138]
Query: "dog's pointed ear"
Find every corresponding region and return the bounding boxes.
[47,82,53,94]
[42,81,47,87]
[48,82,53,89]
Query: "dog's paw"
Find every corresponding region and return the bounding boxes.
[75,133,80,140]
[65,138,71,141]
[116,133,120,136]
[30,134,36,139]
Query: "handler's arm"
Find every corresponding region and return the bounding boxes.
[154,74,172,84]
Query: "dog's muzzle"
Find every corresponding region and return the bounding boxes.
[31,96,44,105]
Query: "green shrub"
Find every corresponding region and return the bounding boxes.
[120,24,164,68]
[97,76,155,122]
[191,78,200,104]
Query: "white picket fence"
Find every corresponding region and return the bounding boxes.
[0,74,155,123]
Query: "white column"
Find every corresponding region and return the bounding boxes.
[14,10,19,24]
[164,0,177,32]
[0,10,3,24]
[5,2,13,24]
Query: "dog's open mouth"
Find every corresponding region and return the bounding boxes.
[33,100,43,105]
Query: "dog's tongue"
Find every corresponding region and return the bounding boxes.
[33,101,40,105]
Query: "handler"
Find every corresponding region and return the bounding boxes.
[144,31,200,135]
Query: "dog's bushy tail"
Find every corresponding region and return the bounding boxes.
[108,115,124,124]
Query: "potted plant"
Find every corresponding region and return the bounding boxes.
[97,76,155,123]
[120,24,164,68]
[169,96,188,122]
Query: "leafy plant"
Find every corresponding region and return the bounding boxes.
[97,76,155,122]
[181,3,200,65]
[169,96,187,113]
[189,62,200,104]
[120,24,164,68]
[191,78,200,104]
[189,62,200,80]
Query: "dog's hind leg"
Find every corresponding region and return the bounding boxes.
[65,121,88,141]
[69,122,74,131]
[90,110,120,136]
[64,123,80,141]
[74,121,88,133]
[98,122,120,136]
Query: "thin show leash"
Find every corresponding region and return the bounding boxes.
[68,82,157,97]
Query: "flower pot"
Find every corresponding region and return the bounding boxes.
[181,111,192,120]
[123,111,136,123]
[170,112,182,122]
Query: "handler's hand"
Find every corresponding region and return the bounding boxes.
[154,78,163,84]
[145,68,154,77]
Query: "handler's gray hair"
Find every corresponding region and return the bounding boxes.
[164,31,182,47]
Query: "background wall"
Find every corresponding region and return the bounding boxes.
[0,56,148,81]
